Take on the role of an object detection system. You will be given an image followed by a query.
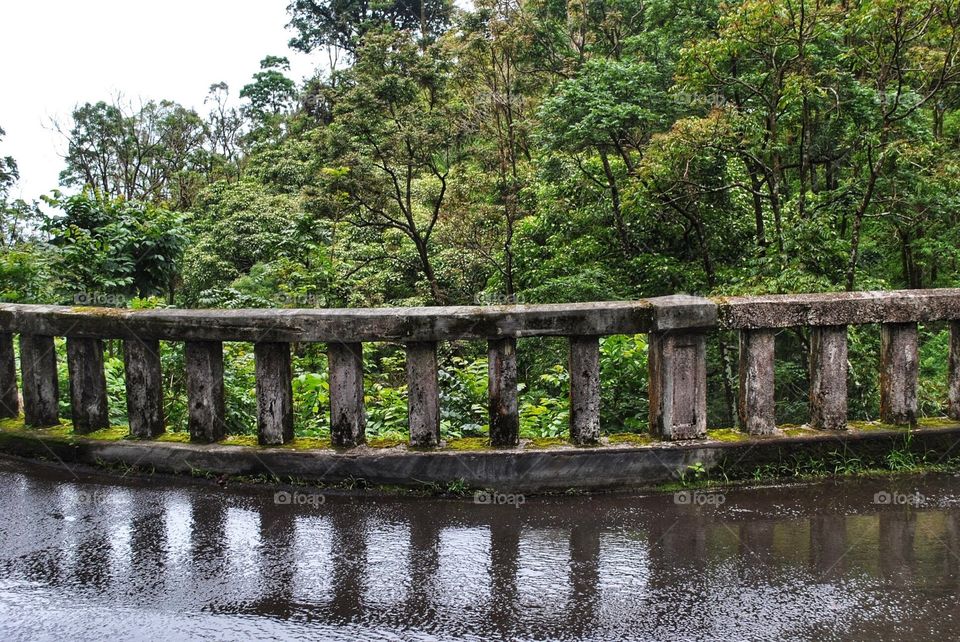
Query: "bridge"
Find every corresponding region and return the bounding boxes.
[1,289,959,490]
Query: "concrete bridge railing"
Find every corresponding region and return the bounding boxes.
[2,289,960,448]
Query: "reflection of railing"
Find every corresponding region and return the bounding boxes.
[8,469,957,636]
[2,289,960,447]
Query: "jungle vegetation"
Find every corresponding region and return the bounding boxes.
[3,0,960,442]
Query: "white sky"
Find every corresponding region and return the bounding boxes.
[0,0,320,202]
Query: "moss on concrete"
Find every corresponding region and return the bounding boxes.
[917,416,960,429]
[783,426,816,437]
[0,417,73,439]
[848,420,902,432]
[707,428,750,443]
[83,425,131,441]
[0,417,29,433]
[155,432,191,443]
[444,437,490,451]
[0,411,958,463]
[525,437,570,449]
[69,306,129,316]
[281,436,332,451]
[606,432,655,446]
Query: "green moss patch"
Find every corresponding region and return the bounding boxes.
[155,432,191,443]
[0,417,26,432]
[69,306,129,316]
[524,437,570,449]
[606,432,655,446]
[281,436,332,451]
[783,426,816,437]
[368,436,406,448]
[83,425,131,441]
[917,416,960,429]
[222,435,258,447]
[444,437,490,451]
[848,420,901,432]
[707,428,750,443]
[0,417,74,439]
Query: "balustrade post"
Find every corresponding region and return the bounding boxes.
[488,337,519,447]
[185,341,226,443]
[123,338,165,438]
[738,328,776,435]
[66,337,109,434]
[950,321,960,420]
[19,334,59,427]
[569,335,601,444]
[406,341,440,447]
[0,333,18,418]
[809,325,848,430]
[255,342,294,445]
[328,342,365,448]
[648,296,716,440]
[880,322,918,425]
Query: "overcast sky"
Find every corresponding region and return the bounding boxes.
[0,0,320,202]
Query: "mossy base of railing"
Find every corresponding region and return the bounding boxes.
[1,416,959,493]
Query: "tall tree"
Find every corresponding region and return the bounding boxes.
[57,99,208,209]
[287,0,454,55]
[328,29,466,303]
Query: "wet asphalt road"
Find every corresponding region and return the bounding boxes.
[0,457,959,640]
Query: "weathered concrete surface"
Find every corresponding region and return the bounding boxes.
[123,338,165,438]
[0,301,656,343]
[649,330,707,440]
[648,295,717,331]
[2,424,959,493]
[717,288,960,329]
[0,333,18,418]
[255,342,294,445]
[19,334,58,427]
[66,337,109,434]
[488,338,519,447]
[569,336,601,444]
[185,341,226,443]
[329,342,366,448]
[950,322,960,421]
[406,342,440,447]
[880,323,918,425]
[809,326,848,430]
[738,329,776,435]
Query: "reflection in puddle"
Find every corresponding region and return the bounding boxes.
[0,458,959,639]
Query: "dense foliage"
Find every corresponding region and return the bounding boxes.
[4,0,960,439]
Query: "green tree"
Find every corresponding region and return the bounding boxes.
[288,0,454,54]
[58,99,208,209]
[43,191,187,304]
[327,28,467,303]
[240,56,299,127]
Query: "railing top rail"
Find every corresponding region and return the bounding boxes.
[3,289,959,341]
[716,288,960,329]
[0,300,666,342]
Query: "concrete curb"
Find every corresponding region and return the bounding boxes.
[1,425,958,493]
